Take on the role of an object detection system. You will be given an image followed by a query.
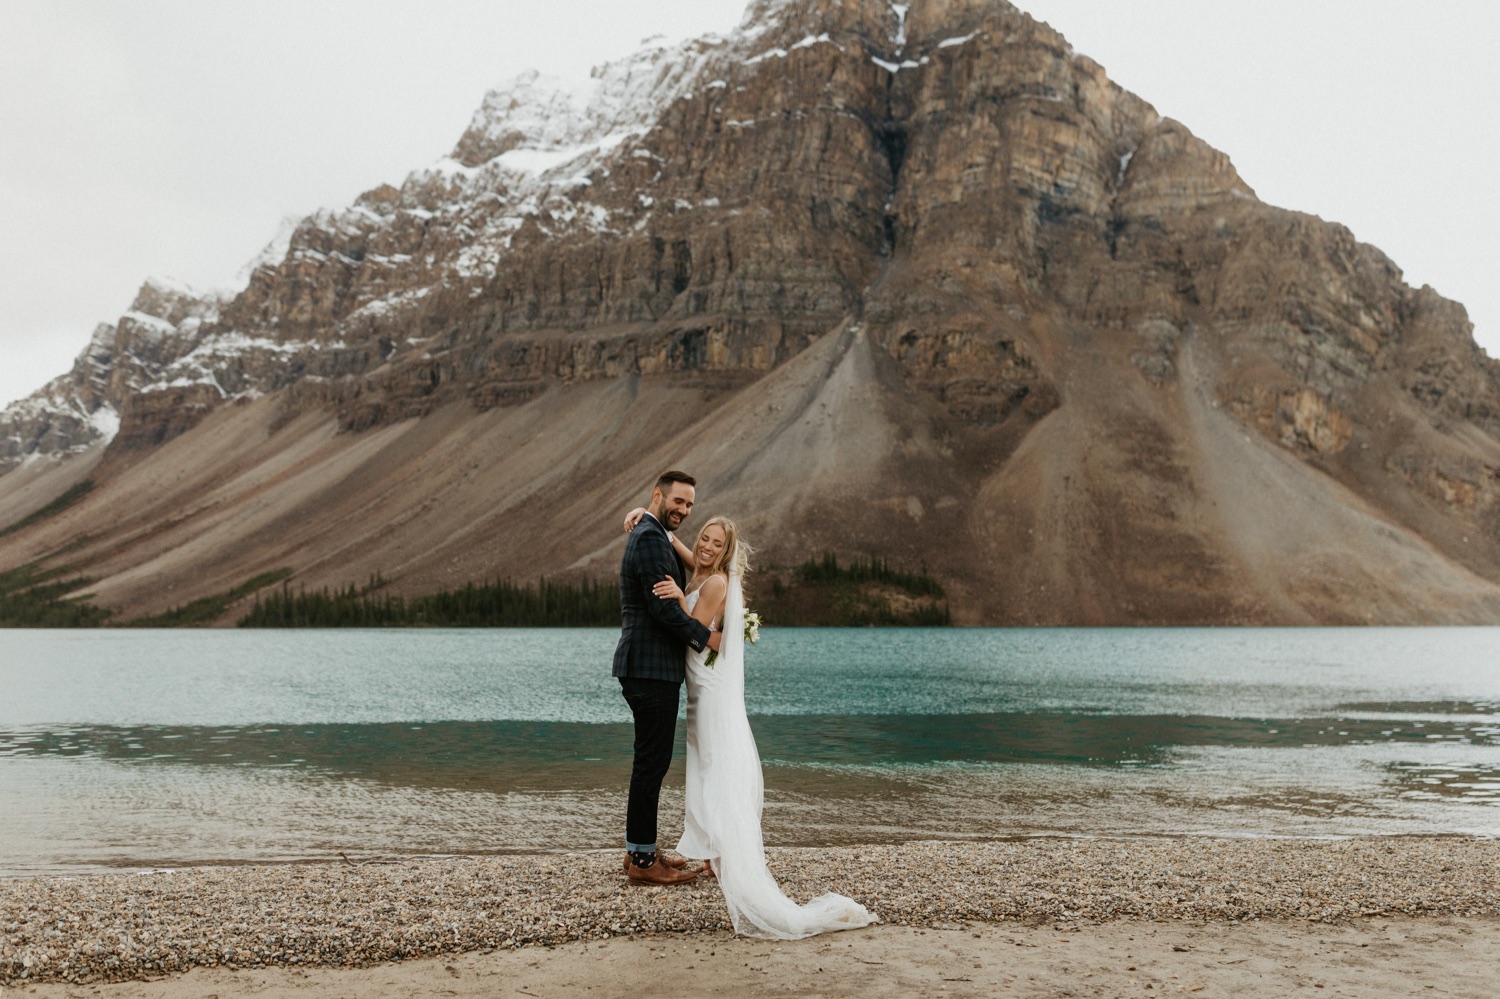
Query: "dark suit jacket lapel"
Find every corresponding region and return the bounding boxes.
[644,515,686,585]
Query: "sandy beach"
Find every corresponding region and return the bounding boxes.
[9,918,1496,998]
[4,838,1499,996]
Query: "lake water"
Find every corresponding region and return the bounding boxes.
[2,628,1498,878]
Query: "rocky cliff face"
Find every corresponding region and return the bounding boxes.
[4,0,1500,625]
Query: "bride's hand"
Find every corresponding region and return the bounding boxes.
[623,507,648,532]
[653,575,684,601]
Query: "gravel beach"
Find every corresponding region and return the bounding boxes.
[4,837,1499,988]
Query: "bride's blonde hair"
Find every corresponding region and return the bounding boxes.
[696,515,753,578]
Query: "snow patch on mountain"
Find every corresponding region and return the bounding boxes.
[236,216,302,284]
[937,31,979,48]
[88,404,121,441]
[119,310,179,340]
[136,332,342,397]
[449,30,723,178]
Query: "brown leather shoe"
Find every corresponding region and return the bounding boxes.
[626,857,698,886]
[622,853,689,874]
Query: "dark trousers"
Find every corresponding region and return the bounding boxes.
[619,676,681,851]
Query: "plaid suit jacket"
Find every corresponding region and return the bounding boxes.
[612,515,711,681]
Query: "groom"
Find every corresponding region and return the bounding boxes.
[614,469,722,886]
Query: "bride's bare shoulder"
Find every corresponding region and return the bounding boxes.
[702,573,728,596]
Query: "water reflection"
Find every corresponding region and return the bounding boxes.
[1389,761,1500,803]
[3,709,1497,792]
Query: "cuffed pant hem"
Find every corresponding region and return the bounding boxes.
[625,840,658,853]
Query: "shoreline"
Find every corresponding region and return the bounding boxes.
[4,828,1497,883]
[5,838,1499,987]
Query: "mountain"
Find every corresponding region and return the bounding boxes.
[4,0,1500,625]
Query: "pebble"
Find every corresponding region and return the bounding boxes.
[3,837,1497,985]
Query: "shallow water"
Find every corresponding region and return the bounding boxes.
[1,627,1497,876]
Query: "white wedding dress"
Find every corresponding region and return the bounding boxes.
[676,562,876,939]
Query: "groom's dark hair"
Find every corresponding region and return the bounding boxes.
[654,469,696,494]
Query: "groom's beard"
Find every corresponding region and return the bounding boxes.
[662,508,687,530]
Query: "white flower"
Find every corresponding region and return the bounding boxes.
[705,607,762,668]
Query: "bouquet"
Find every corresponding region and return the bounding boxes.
[705,607,762,668]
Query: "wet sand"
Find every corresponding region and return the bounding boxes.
[15,919,1498,999]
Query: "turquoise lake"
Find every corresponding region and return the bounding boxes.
[1,627,1497,877]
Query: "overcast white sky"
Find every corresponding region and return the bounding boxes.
[2,0,1495,408]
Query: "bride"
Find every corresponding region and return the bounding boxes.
[623,509,876,939]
